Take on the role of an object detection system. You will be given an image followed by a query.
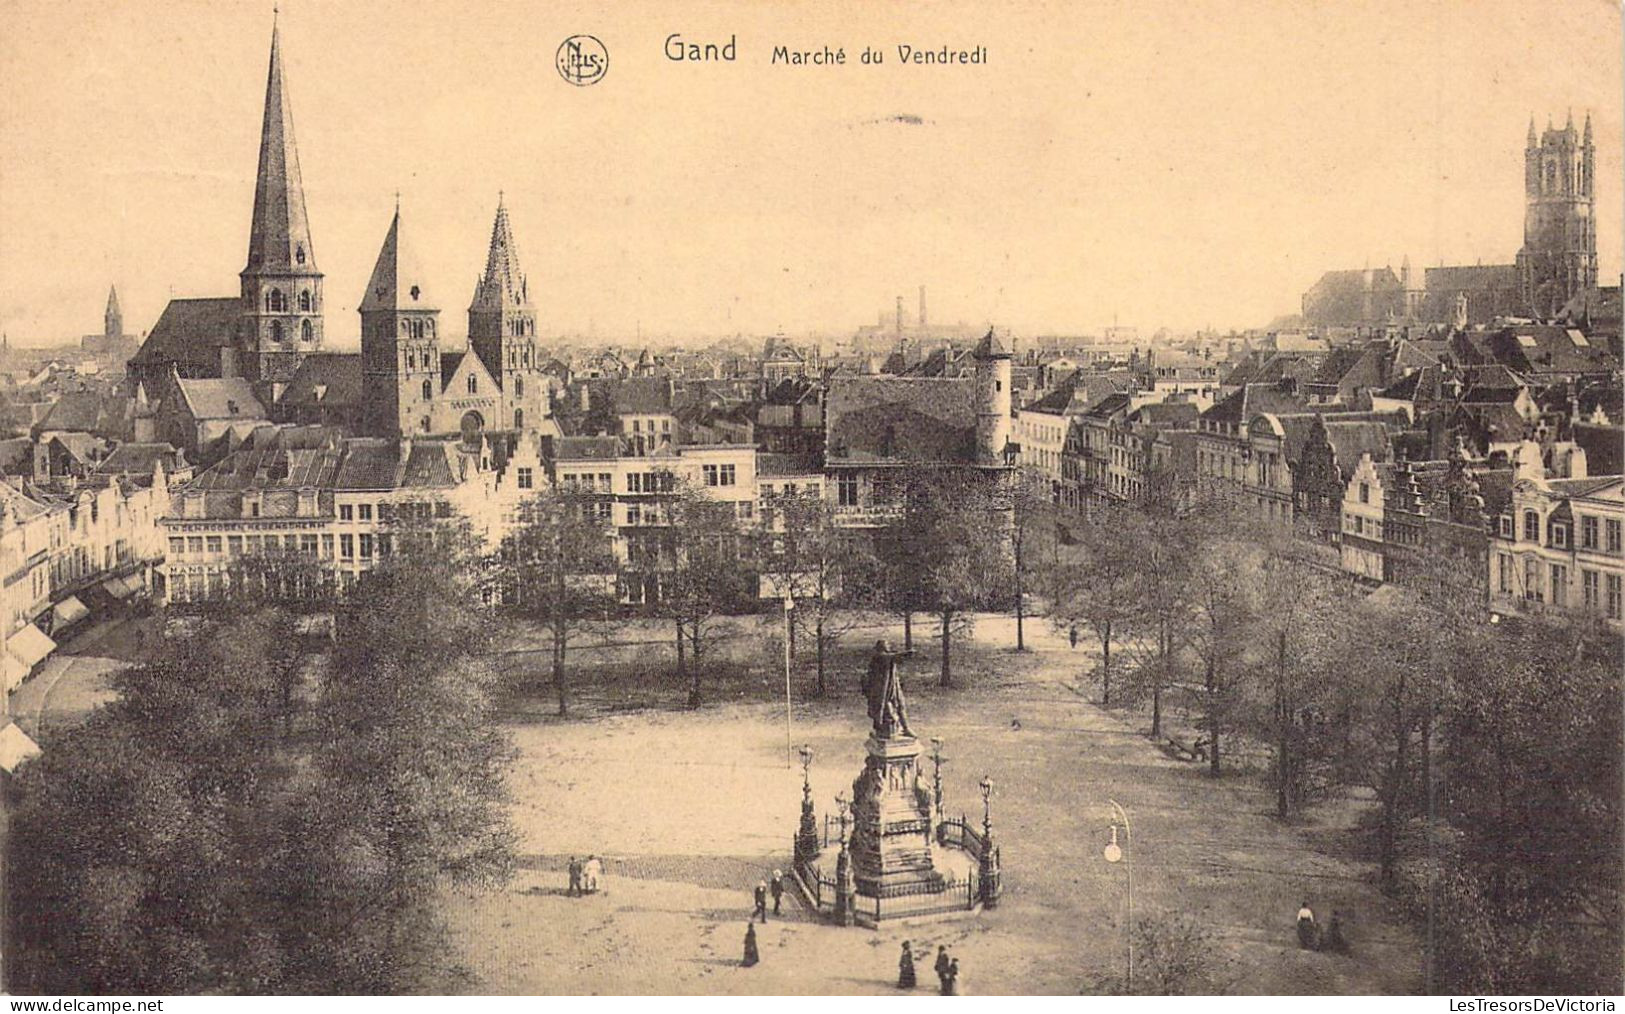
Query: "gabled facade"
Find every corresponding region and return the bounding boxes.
[1489,473,1623,629]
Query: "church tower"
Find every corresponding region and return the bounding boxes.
[468,197,546,431]
[238,14,323,385]
[972,329,1012,466]
[104,285,123,340]
[1517,112,1597,319]
[359,205,441,438]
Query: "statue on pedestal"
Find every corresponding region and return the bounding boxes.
[862,640,915,739]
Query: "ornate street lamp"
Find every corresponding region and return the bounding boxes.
[833,789,855,926]
[978,776,1001,909]
[795,744,818,863]
[1105,798,1133,991]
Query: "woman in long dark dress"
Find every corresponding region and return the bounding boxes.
[897,941,916,989]
[742,923,760,967]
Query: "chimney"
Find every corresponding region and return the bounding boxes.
[896,295,905,337]
[918,285,927,330]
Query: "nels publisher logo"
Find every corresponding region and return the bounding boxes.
[556,35,608,86]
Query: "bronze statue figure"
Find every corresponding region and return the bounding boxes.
[862,639,915,738]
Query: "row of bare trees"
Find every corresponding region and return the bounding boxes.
[1038,475,1621,993]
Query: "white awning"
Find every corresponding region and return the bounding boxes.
[3,654,28,694]
[102,577,134,600]
[120,575,147,598]
[6,625,55,669]
[0,722,41,774]
[52,596,89,627]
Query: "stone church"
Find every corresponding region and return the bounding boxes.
[128,18,551,454]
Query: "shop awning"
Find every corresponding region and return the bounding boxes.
[102,577,134,600]
[3,654,28,694]
[0,722,41,774]
[6,625,55,669]
[52,596,89,628]
[120,575,147,598]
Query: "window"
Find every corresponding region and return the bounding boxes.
[1499,516,1513,538]
[518,467,534,490]
[340,534,354,560]
[1582,515,1599,549]
[1552,524,1568,548]
[270,320,284,344]
[1609,574,1622,620]
[599,473,613,490]
[284,535,298,552]
[321,534,334,558]
[266,289,286,312]
[1523,511,1540,542]
[299,290,312,312]
[627,504,641,525]
[1552,564,1568,606]
[703,464,718,486]
[1582,569,1599,609]
[1350,514,1363,535]
[359,534,374,560]
[515,377,524,397]
[227,535,242,556]
[301,319,313,343]
[662,419,670,433]
[633,420,642,433]
[169,537,185,556]
[515,408,524,428]
[737,501,754,520]
[1359,482,1370,505]
[246,535,261,553]
[340,504,353,521]
[468,374,477,394]
[837,474,859,507]
[1609,519,1622,554]
[359,504,373,522]
[1498,553,1513,593]
[1524,558,1540,599]
[720,464,737,486]
[187,536,203,554]
[423,379,433,401]
[301,535,318,556]
[806,484,820,498]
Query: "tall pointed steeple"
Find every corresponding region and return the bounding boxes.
[360,203,440,438]
[1527,115,1537,147]
[237,12,324,384]
[245,13,316,273]
[468,195,543,431]
[104,285,123,339]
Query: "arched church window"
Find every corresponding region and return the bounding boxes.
[301,319,313,343]
[468,374,478,394]
[271,320,284,343]
[299,290,312,312]
[295,244,306,265]
[515,408,524,429]
[515,376,524,398]
[422,379,433,402]
[400,320,410,336]
[425,319,434,336]
[421,417,430,433]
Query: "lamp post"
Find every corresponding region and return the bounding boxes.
[930,737,945,824]
[796,744,818,862]
[834,790,855,926]
[1104,798,1133,992]
[978,775,1001,908]
[782,593,794,765]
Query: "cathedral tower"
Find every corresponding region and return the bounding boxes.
[972,329,1012,466]
[468,197,546,431]
[238,15,323,385]
[360,205,441,438]
[1517,112,1597,319]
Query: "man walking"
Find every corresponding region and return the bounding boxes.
[770,870,785,915]
[567,856,581,897]
[1296,900,1318,950]
[753,880,769,923]
[934,945,951,993]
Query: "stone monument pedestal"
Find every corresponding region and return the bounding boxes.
[849,733,943,897]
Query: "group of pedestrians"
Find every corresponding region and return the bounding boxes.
[566,855,603,897]
[1295,901,1350,955]
[751,870,785,923]
[895,941,961,994]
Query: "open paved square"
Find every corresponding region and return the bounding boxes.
[444,620,1424,994]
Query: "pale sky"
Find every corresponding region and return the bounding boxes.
[0,0,1620,348]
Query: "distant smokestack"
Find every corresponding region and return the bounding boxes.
[918,286,927,330]
[896,295,904,337]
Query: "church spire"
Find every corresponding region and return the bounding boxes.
[244,15,316,274]
[104,285,122,338]
[1527,115,1537,147]
[470,194,531,312]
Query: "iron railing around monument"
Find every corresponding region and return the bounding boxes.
[936,815,986,857]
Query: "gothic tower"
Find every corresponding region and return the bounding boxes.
[104,285,123,340]
[360,205,441,438]
[1517,112,1597,319]
[468,196,546,431]
[972,329,1012,466]
[238,15,323,385]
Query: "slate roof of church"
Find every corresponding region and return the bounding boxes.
[825,376,977,464]
[130,297,239,374]
[175,377,268,421]
[280,353,364,409]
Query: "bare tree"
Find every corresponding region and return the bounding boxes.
[759,490,874,695]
